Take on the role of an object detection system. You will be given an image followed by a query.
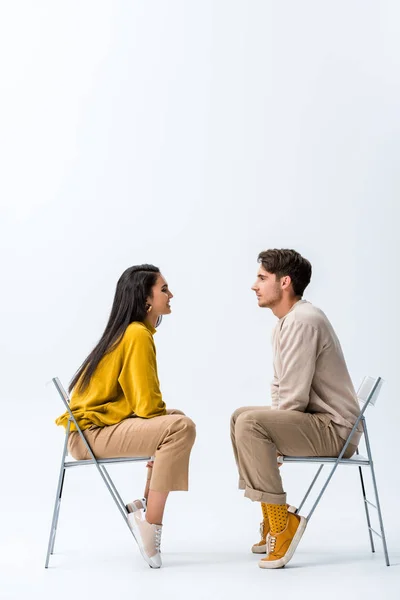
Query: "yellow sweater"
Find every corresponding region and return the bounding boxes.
[55,321,166,431]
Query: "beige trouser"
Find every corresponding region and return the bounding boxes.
[68,409,196,493]
[231,406,357,505]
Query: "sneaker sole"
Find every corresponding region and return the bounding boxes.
[251,505,297,555]
[252,544,267,554]
[258,515,307,569]
[127,514,161,569]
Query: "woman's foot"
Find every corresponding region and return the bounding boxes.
[127,511,162,568]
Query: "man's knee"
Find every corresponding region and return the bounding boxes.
[234,412,254,439]
[231,406,252,428]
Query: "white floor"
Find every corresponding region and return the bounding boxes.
[2,520,399,600]
[2,418,399,600]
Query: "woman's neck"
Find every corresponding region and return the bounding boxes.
[144,313,158,329]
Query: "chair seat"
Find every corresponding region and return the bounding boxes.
[64,455,153,468]
[281,454,370,465]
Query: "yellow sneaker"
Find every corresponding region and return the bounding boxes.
[251,505,297,554]
[252,519,270,554]
[258,512,307,569]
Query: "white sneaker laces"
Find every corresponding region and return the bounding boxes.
[154,527,162,553]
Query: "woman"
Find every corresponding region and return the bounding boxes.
[56,264,196,569]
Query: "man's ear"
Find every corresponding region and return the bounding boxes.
[281,275,292,291]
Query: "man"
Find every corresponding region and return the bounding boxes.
[231,249,362,569]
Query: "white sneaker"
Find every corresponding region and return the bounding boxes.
[127,510,162,569]
[126,497,147,513]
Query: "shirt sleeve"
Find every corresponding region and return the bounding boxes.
[118,327,167,418]
[277,320,319,412]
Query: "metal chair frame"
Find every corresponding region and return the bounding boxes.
[45,377,151,568]
[281,376,389,566]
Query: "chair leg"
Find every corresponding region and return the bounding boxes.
[92,463,133,533]
[358,465,375,553]
[369,462,390,566]
[363,423,390,566]
[50,469,66,555]
[101,465,128,515]
[306,459,342,521]
[45,429,70,569]
[296,464,324,514]
[45,466,66,568]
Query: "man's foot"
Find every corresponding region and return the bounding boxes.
[127,510,162,569]
[251,505,297,554]
[258,512,307,569]
[126,497,147,514]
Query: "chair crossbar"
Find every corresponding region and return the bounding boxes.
[282,456,370,465]
[64,456,152,468]
[369,527,382,539]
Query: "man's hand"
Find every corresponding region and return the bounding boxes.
[146,460,154,468]
[277,452,283,468]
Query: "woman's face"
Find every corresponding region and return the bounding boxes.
[148,274,173,316]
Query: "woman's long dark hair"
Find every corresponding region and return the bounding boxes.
[69,264,160,393]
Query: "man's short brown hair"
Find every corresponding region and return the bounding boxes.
[257,249,312,297]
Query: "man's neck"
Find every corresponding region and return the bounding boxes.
[271,297,302,319]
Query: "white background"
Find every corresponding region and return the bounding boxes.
[0,1,399,598]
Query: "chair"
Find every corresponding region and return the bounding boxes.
[45,377,152,568]
[281,376,390,566]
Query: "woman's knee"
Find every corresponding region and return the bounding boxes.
[173,415,196,444]
[67,432,89,460]
[166,408,185,416]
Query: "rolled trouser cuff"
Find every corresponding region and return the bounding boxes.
[244,486,286,505]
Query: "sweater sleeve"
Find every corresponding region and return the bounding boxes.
[271,370,279,409]
[270,326,279,408]
[118,327,166,418]
[277,321,319,412]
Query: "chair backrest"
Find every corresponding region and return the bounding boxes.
[357,376,384,408]
[53,377,72,410]
[52,376,99,462]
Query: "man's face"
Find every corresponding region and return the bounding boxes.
[251,266,283,308]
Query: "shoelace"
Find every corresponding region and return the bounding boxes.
[259,520,268,538]
[154,527,162,553]
[267,533,277,554]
